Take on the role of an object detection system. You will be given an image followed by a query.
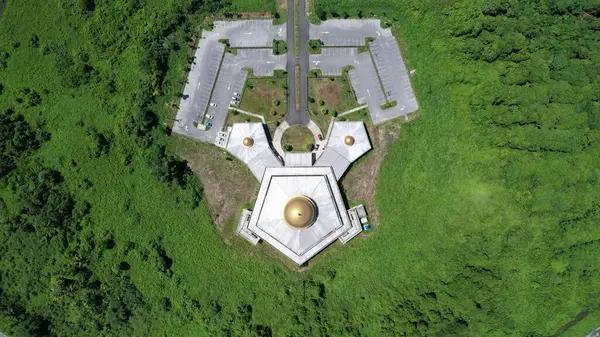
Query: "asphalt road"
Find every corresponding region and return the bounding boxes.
[285,0,309,125]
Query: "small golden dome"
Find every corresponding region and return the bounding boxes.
[344,135,355,146]
[242,137,254,148]
[283,195,316,229]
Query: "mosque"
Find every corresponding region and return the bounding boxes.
[219,121,370,265]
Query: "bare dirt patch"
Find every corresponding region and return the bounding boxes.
[278,0,288,10]
[341,121,403,227]
[314,81,341,107]
[239,78,287,135]
[179,141,259,243]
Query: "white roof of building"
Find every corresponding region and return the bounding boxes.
[245,167,352,265]
[284,152,314,166]
[314,122,371,180]
[226,123,282,180]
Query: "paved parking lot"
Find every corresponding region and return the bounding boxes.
[235,49,286,76]
[205,54,248,138]
[349,52,386,106]
[204,20,286,47]
[309,19,391,46]
[175,17,419,143]
[309,47,359,75]
[172,39,225,141]
[369,36,419,121]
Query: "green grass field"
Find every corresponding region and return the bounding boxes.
[281,125,315,152]
[338,107,370,123]
[1,0,599,336]
[239,77,287,135]
[308,75,357,134]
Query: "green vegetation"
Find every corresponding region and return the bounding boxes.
[1,0,599,336]
[238,77,287,135]
[225,109,262,126]
[308,69,322,78]
[338,107,370,123]
[380,100,397,110]
[307,39,323,54]
[306,0,321,24]
[272,39,287,55]
[282,125,314,152]
[357,36,375,53]
[308,73,357,134]
[316,0,600,335]
[272,0,287,25]
[294,65,300,110]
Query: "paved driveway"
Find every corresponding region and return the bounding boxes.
[204,20,286,47]
[309,47,359,75]
[235,49,286,76]
[309,19,391,46]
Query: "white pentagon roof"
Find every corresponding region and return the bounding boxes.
[246,166,352,265]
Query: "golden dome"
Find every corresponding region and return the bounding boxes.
[344,135,355,146]
[283,195,316,229]
[242,137,254,148]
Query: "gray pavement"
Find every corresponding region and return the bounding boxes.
[173,49,247,142]
[370,36,419,112]
[297,0,310,124]
[284,0,310,125]
[207,54,248,137]
[204,20,286,47]
[235,49,286,76]
[309,47,359,75]
[174,9,420,143]
[285,0,299,124]
[309,19,391,46]
[172,39,225,141]
[349,52,386,106]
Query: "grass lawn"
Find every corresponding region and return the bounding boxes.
[282,125,315,152]
[239,77,287,135]
[307,39,323,54]
[224,0,277,13]
[338,107,370,124]
[273,39,288,55]
[225,109,263,127]
[308,76,358,135]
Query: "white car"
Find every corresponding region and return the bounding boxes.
[233,92,239,96]
[205,114,214,120]
[230,101,237,106]
[231,96,239,101]
[210,102,217,107]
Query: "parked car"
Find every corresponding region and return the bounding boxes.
[205,122,213,127]
[317,134,323,141]
[210,102,217,107]
[230,100,237,106]
[233,92,239,96]
[205,114,214,120]
[231,96,239,101]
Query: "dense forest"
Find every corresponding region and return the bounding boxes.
[1,0,599,336]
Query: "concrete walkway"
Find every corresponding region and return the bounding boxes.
[338,105,368,117]
[272,121,290,156]
[307,120,328,158]
[228,107,266,124]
